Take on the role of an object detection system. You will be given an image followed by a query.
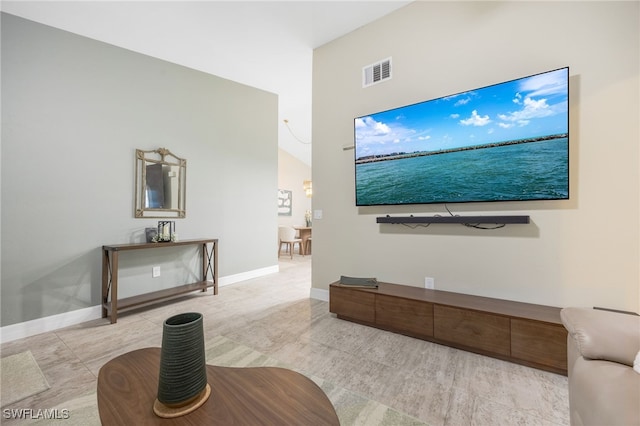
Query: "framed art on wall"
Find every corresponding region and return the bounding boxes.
[278,189,292,216]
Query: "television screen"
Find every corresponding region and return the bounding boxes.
[354,67,569,206]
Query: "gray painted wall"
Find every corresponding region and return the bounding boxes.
[311,1,639,311]
[1,13,279,326]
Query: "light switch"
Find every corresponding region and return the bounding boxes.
[313,209,323,220]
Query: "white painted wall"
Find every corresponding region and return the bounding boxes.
[1,14,279,326]
[311,1,639,311]
[278,148,312,229]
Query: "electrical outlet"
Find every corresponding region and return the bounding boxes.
[152,266,161,278]
[424,277,434,289]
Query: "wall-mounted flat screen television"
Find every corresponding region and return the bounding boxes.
[354,67,569,206]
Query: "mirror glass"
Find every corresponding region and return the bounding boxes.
[135,148,186,218]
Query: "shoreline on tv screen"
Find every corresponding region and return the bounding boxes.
[355,133,568,164]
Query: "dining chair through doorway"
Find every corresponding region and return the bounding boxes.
[278,226,303,259]
[304,237,312,255]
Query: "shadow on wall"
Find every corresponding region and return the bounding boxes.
[20,249,101,325]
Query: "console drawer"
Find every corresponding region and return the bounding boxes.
[329,285,375,323]
[434,305,510,355]
[511,319,567,370]
[328,281,566,375]
[376,294,434,338]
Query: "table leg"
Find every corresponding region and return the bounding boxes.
[202,241,218,295]
[101,249,109,319]
[213,241,218,295]
[110,252,119,324]
[201,243,207,293]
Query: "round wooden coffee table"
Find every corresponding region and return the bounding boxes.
[97,347,339,425]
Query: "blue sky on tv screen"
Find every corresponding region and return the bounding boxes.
[355,68,568,159]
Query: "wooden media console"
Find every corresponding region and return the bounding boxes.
[329,281,567,375]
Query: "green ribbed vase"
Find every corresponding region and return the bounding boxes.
[157,312,208,407]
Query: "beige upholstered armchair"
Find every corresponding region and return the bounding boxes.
[561,307,640,426]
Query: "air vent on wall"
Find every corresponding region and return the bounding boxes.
[363,57,392,88]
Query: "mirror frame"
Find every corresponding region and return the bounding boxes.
[135,148,186,218]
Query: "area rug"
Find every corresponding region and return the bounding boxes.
[1,351,50,407]
[20,336,427,425]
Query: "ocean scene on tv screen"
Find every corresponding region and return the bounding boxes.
[355,68,569,206]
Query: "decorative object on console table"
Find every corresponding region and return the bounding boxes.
[338,275,379,288]
[154,312,211,418]
[145,227,158,243]
[156,220,175,242]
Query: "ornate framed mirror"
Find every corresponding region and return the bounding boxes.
[135,148,186,218]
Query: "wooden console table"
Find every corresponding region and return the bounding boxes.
[97,348,339,425]
[330,281,567,375]
[102,239,218,323]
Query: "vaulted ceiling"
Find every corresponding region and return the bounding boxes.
[1,1,412,165]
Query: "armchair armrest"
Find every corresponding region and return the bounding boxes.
[561,307,640,367]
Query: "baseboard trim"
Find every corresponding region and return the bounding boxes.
[310,287,329,302]
[219,265,279,287]
[0,264,280,344]
[0,305,103,344]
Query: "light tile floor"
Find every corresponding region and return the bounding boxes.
[1,256,569,425]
